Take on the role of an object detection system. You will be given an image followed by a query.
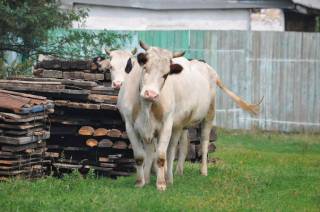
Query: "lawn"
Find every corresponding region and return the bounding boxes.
[0,130,319,211]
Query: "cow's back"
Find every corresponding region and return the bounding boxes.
[161,58,215,128]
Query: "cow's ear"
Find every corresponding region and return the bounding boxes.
[125,58,133,73]
[169,64,183,75]
[137,53,147,65]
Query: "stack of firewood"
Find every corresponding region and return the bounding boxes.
[0,90,53,179]
[0,58,136,177]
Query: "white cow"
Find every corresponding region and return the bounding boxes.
[98,49,189,183]
[133,41,261,191]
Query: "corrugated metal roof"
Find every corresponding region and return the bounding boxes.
[62,0,295,10]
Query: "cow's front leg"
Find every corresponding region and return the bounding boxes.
[125,122,145,187]
[166,129,182,184]
[156,118,173,191]
[144,141,155,184]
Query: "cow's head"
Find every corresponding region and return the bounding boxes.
[99,48,137,89]
[92,56,107,70]
[137,41,185,102]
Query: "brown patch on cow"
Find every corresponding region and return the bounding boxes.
[151,103,163,121]
[157,158,165,167]
[180,110,194,126]
[132,102,140,122]
[135,157,144,166]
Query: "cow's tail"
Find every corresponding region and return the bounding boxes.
[215,78,263,116]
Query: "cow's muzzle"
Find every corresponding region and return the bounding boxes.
[112,81,122,90]
[143,90,159,101]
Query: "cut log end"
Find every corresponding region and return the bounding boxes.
[78,126,95,136]
[86,138,98,148]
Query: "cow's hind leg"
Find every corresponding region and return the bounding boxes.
[175,129,188,176]
[200,101,215,176]
[166,129,182,184]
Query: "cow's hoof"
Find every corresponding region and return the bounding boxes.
[200,170,208,176]
[165,175,173,184]
[135,179,145,188]
[157,181,167,191]
[175,168,183,176]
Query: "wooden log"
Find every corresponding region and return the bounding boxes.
[99,157,110,163]
[0,122,43,130]
[100,104,117,111]
[4,127,45,136]
[7,76,62,82]
[0,81,65,90]
[0,112,47,123]
[107,129,122,138]
[35,60,61,70]
[0,132,49,145]
[0,89,45,101]
[63,71,84,80]
[99,163,117,168]
[1,141,46,152]
[78,126,95,136]
[91,86,119,96]
[88,94,117,104]
[112,141,128,150]
[121,131,128,139]
[54,101,100,110]
[98,139,113,148]
[45,152,60,158]
[86,138,98,148]
[83,73,104,81]
[62,79,97,87]
[93,128,109,137]
[49,116,123,126]
[33,69,63,78]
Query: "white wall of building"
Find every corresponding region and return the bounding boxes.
[73,5,251,30]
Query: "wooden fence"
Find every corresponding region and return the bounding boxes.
[125,30,319,132]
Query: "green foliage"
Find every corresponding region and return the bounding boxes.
[0,131,319,211]
[0,0,131,78]
[0,0,88,56]
[42,29,131,60]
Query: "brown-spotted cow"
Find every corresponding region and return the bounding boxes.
[133,41,261,191]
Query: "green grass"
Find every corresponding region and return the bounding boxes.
[0,130,320,211]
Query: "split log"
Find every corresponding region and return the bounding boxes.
[0,132,49,145]
[78,126,95,136]
[86,138,98,148]
[0,112,47,123]
[98,139,113,148]
[45,152,60,158]
[93,128,109,137]
[83,73,104,81]
[112,141,128,150]
[33,69,63,78]
[88,94,117,104]
[106,129,122,138]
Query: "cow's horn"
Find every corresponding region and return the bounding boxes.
[139,40,149,50]
[131,47,137,55]
[105,49,111,56]
[173,51,185,58]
